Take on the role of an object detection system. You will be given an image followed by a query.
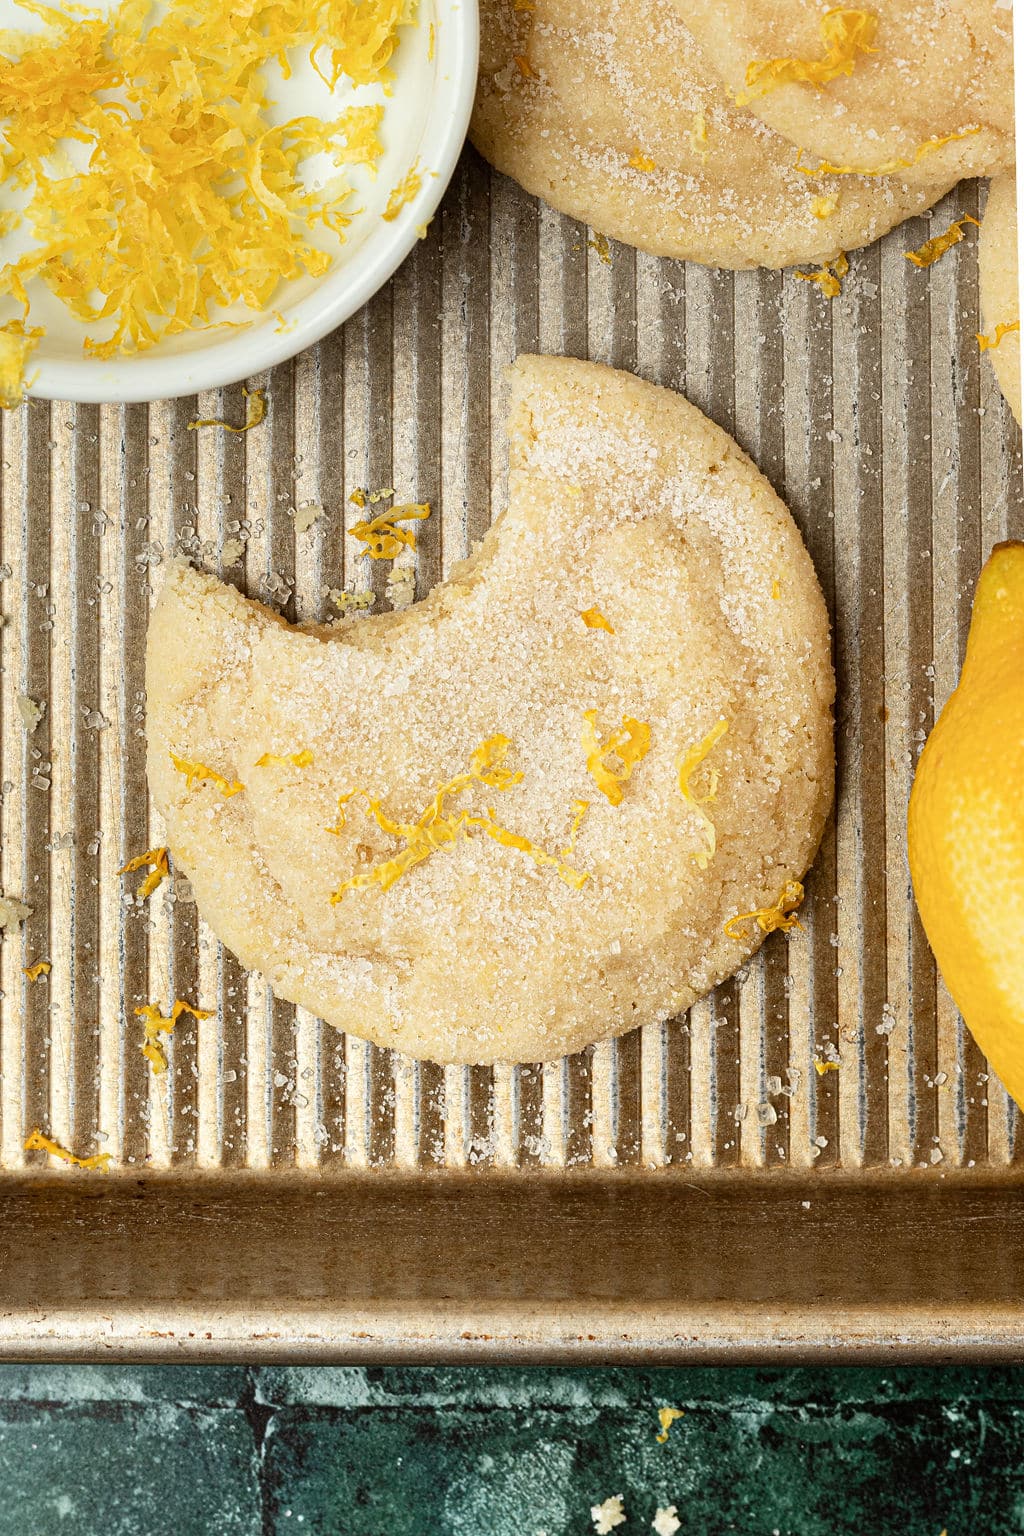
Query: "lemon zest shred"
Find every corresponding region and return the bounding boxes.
[794,128,979,178]
[559,797,590,862]
[738,8,877,105]
[382,159,422,221]
[170,753,244,798]
[427,20,435,59]
[330,737,587,898]
[24,1128,111,1171]
[771,577,782,599]
[656,1407,685,1444]
[689,112,708,157]
[724,879,805,942]
[118,845,170,901]
[256,749,314,769]
[136,998,214,1076]
[794,251,848,299]
[188,388,266,434]
[977,320,1020,351]
[905,214,979,269]
[0,0,415,399]
[23,961,51,982]
[588,232,612,264]
[350,502,431,559]
[677,719,729,869]
[582,710,652,806]
[628,148,656,172]
[581,606,615,633]
[811,194,838,219]
[814,1057,841,1075]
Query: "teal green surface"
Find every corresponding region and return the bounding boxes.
[0,1367,1020,1535]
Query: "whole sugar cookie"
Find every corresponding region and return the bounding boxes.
[978,173,1021,424]
[147,356,835,1066]
[470,0,956,267]
[679,0,1014,185]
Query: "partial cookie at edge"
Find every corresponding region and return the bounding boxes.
[471,0,956,268]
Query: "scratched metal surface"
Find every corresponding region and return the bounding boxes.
[0,154,1021,1178]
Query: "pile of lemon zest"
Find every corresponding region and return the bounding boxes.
[794,251,848,299]
[331,736,588,898]
[771,577,782,599]
[677,719,729,869]
[905,214,979,269]
[136,998,214,1076]
[24,1128,111,1171]
[256,749,314,769]
[811,194,838,219]
[170,752,244,798]
[382,159,423,221]
[581,606,615,633]
[0,323,43,410]
[582,710,652,806]
[724,879,805,942]
[350,501,431,560]
[738,8,877,105]
[689,112,708,156]
[588,233,612,264]
[795,128,979,179]
[656,1408,685,1444]
[0,0,414,400]
[188,388,266,434]
[118,845,170,900]
[977,320,1020,351]
[23,961,51,982]
[628,148,656,172]
[813,1057,841,1075]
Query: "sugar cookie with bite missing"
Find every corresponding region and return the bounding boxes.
[147,357,835,1065]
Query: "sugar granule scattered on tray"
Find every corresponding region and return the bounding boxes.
[591,1495,627,1533]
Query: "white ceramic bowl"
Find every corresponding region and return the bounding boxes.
[0,0,478,404]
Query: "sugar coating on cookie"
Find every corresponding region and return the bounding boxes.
[679,0,1014,186]
[470,0,955,268]
[979,174,1021,425]
[146,356,835,1065]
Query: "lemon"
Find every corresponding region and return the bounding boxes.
[908,541,1024,1109]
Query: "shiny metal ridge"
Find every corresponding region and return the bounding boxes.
[0,160,1021,1360]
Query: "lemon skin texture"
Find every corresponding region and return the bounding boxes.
[909,541,1024,1109]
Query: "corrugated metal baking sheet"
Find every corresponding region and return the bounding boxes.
[0,153,1021,1359]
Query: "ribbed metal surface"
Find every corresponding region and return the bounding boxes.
[0,158,1020,1176]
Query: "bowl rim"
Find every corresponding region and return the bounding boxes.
[19,0,480,405]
